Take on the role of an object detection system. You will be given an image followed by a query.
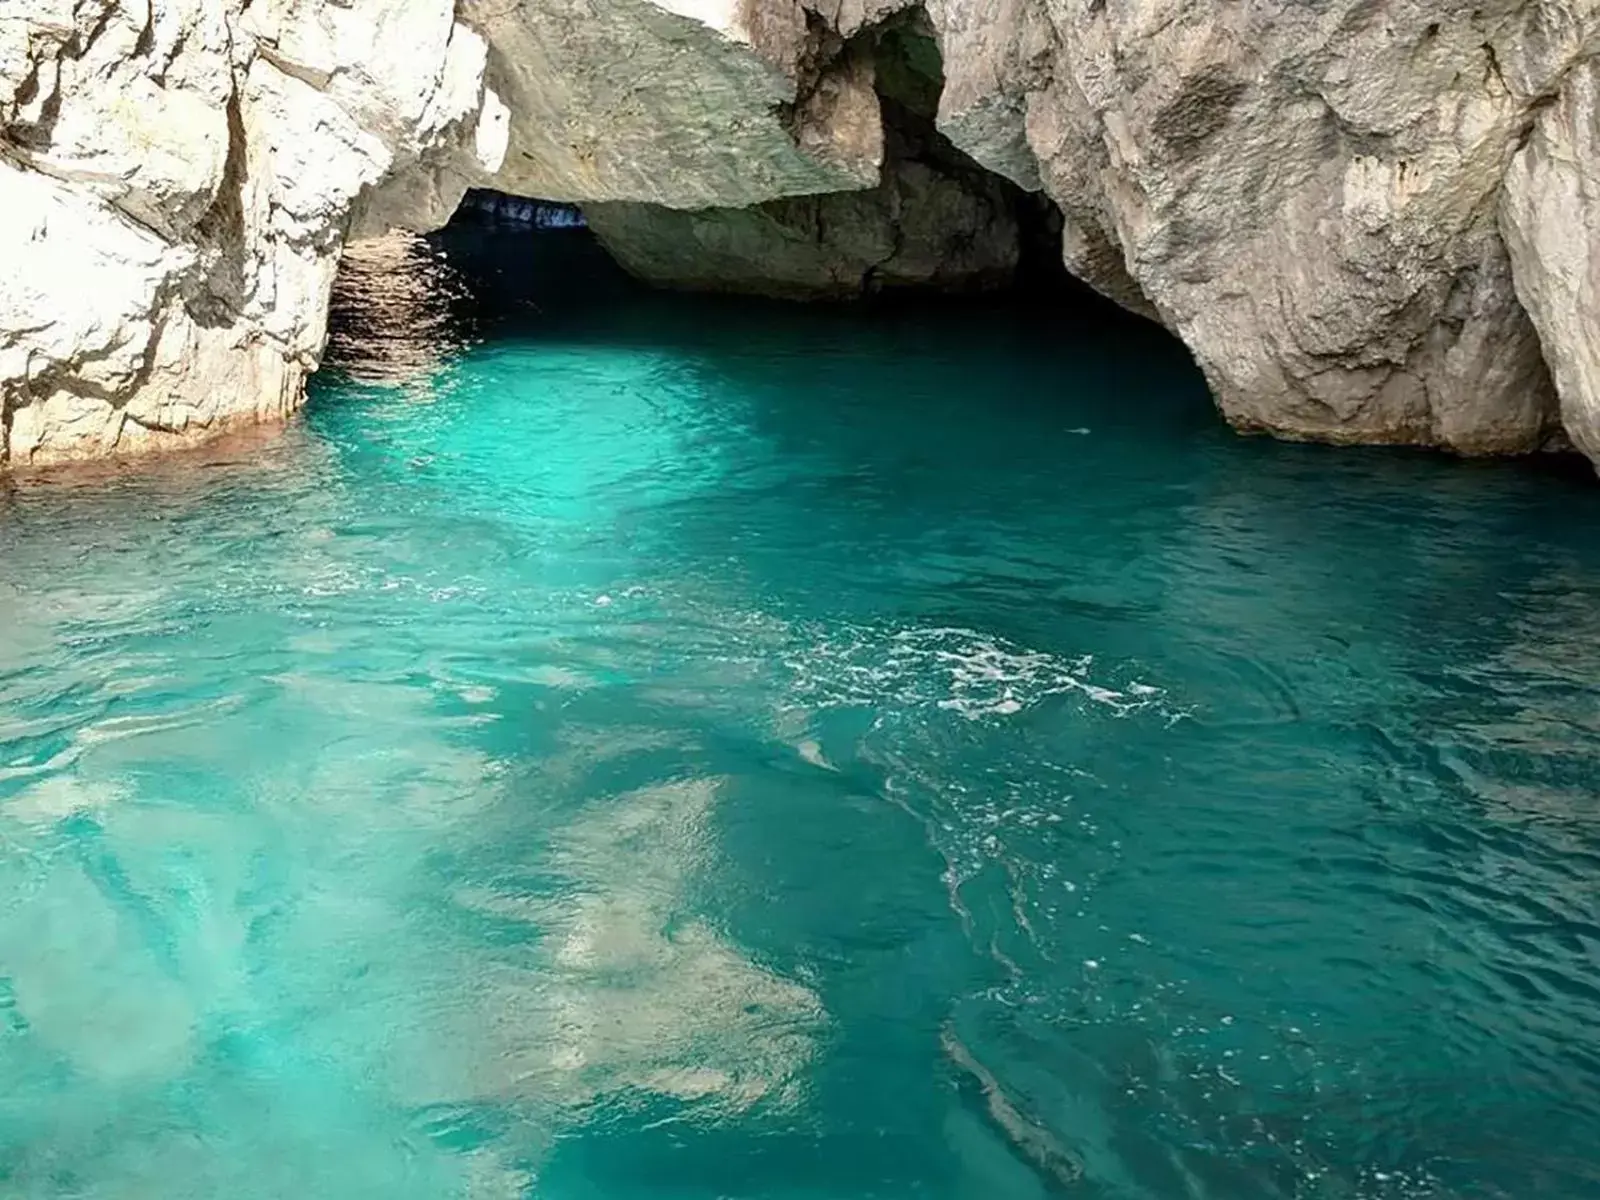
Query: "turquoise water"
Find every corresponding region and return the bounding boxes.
[3,229,1600,1199]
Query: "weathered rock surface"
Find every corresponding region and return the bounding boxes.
[3,0,1600,470]
[585,150,1021,300]
[1,0,504,466]
[590,0,1598,456]
[993,0,1593,453]
[1502,56,1600,463]
[459,0,881,207]
[586,17,1036,299]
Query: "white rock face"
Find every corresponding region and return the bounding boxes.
[1,0,504,466]
[3,0,1600,468]
[929,0,1595,453]
[1502,56,1600,462]
[459,0,883,207]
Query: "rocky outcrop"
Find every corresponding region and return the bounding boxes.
[1002,0,1577,453]
[598,0,1589,455]
[458,0,882,207]
[584,149,1023,300]
[3,0,1600,470]
[1502,57,1600,463]
[1,0,504,466]
[585,15,1041,299]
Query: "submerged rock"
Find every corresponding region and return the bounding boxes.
[1,0,1598,468]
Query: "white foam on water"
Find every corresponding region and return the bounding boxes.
[783,622,1172,723]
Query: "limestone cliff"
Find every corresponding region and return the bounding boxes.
[2,0,1598,470]
[0,0,504,465]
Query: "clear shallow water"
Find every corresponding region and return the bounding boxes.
[3,229,1600,1199]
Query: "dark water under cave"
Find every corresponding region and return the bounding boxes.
[1,224,1599,1198]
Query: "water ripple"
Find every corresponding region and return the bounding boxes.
[0,226,1598,1198]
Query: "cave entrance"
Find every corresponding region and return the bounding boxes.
[324,7,1133,383]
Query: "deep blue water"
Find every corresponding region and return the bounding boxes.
[2,228,1600,1199]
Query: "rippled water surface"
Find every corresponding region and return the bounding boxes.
[4,229,1600,1199]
